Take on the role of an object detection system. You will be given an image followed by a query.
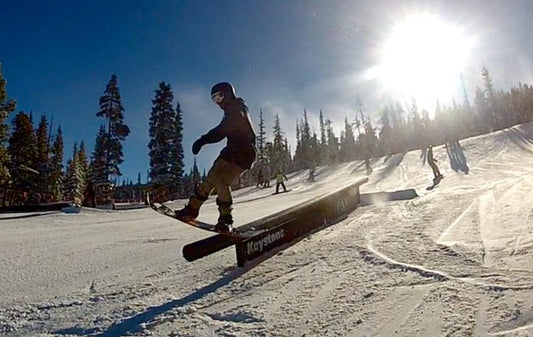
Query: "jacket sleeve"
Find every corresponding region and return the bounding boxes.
[201,115,231,144]
[202,110,244,144]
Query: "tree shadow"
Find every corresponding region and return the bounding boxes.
[503,127,533,154]
[446,141,469,174]
[377,152,406,180]
[54,268,246,337]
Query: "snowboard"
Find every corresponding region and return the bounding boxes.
[426,175,443,190]
[272,189,291,195]
[148,198,262,239]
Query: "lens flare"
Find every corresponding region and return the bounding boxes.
[370,13,474,110]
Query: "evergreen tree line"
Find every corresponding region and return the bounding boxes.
[0,71,130,206]
[3,65,533,205]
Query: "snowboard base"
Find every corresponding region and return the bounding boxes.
[148,198,265,239]
[149,201,248,239]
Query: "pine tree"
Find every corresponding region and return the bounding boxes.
[182,159,201,197]
[191,158,201,184]
[481,66,498,130]
[64,143,84,203]
[8,111,37,193]
[308,132,320,174]
[283,137,292,171]
[257,108,267,160]
[378,106,393,156]
[34,115,50,197]
[408,99,425,150]
[0,64,16,185]
[90,125,108,184]
[148,82,182,200]
[318,110,327,165]
[391,102,408,154]
[339,117,356,161]
[50,125,64,201]
[77,141,89,190]
[363,119,379,158]
[473,86,491,134]
[271,114,287,172]
[301,109,313,169]
[293,122,305,169]
[301,109,311,151]
[293,110,313,170]
[170,101,185,197]
[354,98,364,138]
[96,74,130,182]
[325,119,339,163]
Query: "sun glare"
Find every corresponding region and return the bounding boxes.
[369,13,474,110]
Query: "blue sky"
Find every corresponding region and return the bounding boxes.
[2,0,533,183]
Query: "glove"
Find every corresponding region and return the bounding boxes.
[192,137,205,155]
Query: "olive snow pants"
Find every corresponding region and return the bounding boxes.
[196,157,245,206]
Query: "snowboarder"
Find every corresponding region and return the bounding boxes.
[427,145,442,180]
[175,82,256,232]
[275,170,288,194]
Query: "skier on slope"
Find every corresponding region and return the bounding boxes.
[275,170,288,194]
[175,82,257,232]
[427,144,442,181]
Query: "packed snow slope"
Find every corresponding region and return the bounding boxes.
[2,123,533,336]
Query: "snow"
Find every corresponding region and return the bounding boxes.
[2,123,533,336]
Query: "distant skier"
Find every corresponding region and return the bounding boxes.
[83,180,96,208]
[427,145,442,181]
[175,82,256,232]
[275,170,288,194]
[256,167,264,188]
[262,162,271,187]
[308,160,316,182]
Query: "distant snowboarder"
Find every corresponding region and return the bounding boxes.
[427,145,442,181]
[275,170,288,194]
[175,82,257,232]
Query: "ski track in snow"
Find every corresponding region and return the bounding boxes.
[2,124,533,336]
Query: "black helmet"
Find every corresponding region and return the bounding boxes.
[211,82,235,97]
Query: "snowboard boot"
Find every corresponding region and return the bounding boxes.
[174,204,199,221]
[174,192,207,221]
[215,198,234,233]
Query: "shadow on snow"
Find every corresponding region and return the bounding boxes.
[54,268,247,337]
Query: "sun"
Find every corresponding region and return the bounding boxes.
[368,13,474,110]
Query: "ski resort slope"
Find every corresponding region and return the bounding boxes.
[2,124,533,336]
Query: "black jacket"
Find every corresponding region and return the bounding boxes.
[200,97,256,169]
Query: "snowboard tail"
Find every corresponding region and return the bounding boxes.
[426,175,443,190]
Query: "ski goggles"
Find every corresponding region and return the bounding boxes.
[211,91,224,103]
